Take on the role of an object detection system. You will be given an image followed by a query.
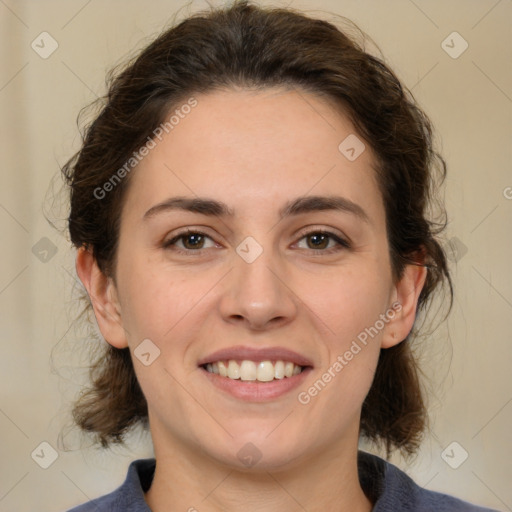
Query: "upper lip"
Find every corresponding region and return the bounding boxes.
[198,346,314,367]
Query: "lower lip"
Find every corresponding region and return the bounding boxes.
[200,367,312,402]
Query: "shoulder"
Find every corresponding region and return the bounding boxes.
[65,459,156,512]
[357,451,500,512]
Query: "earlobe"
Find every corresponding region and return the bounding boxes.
[75,246,129,349]
[381,262,428,349]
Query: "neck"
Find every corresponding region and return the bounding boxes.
[145,432,373,512]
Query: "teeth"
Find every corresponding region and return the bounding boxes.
[206,360,303,381]
[274,360,285,379]
[240,360,257,381]
[218,361,228,377]
[256,361,275,382]
[228,360,240,379]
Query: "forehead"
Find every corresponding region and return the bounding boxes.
[121,87,384,226]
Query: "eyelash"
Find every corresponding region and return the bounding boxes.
[162,228,351,256]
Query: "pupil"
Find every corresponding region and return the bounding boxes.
[309,233,327,249]
[185,234,203,249]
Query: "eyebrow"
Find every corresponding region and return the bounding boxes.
[143,195,370,223]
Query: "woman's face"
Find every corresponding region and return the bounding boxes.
[90,87,421,470]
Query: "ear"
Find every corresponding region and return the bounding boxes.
[381,261,427,349]
[75,245,128,349]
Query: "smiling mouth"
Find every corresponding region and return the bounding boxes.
[201,360,306,382]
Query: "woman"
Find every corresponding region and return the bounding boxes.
[62,1,498,510]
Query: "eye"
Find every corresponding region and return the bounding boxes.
[295,229,351,254]
[162,228,351,256]
[162,229,217,254]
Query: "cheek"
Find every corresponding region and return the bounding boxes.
[116,246,179,333]
[117,274,169,342]
[300,265,391,346]
[117,260,219,363]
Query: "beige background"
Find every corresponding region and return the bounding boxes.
[0,0,511,511]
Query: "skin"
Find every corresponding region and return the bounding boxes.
[76,87,426,512]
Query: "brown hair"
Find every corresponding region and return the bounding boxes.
[60,0,452,456]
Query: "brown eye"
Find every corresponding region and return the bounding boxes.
[180,233,206,250]
[296,230,350,253]
[305,233,330,250]
[163,230,216,253]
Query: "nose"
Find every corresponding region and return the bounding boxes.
[218,243,298,331]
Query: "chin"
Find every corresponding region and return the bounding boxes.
[205,429,310,472]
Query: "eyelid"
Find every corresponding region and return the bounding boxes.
[163,227,219,251]
[292,229,351,255]
[294,225,351,246]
